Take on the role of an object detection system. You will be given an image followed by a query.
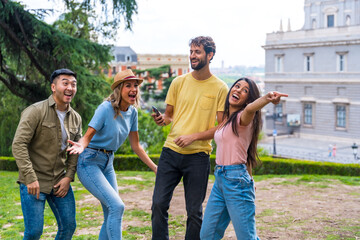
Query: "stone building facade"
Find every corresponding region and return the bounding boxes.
[107,47,189,91]
[263,0,360,142]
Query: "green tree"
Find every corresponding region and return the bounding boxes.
[60,0,138,40]
[0,0,116,102]
[0,85,27,156]
[117,109,171,154]
[153,76,175,101]
[134,65,175,102]
[0,0,138,156]
[0,0,138,102]
[52,0,96,41]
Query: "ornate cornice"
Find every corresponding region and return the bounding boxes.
[263,39,360,49]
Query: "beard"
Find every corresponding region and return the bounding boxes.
[191,56,207,70]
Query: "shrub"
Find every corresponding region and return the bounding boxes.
[0,156,17,171]
[1,155,359,176]
[254,156,360,176]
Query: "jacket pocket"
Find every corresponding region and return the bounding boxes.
[69,127,79,140]
[41,121,56,140]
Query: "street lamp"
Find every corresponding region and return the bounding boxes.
[351,143,358,160]
[272,113,277,156]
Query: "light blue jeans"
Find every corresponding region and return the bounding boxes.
[77,148,125,240]
[200,164,260,240]
[19,183,76,240]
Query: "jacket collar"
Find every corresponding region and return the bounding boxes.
[48,95,72,113]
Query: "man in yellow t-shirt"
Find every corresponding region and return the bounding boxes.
[151,36,229,240]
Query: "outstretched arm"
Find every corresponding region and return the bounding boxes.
[129,131,157,174]
[67,127,97,154]
[240,91,288,126]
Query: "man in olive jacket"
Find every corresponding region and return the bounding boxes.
[12,68,82,239]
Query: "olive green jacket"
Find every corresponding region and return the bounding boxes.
[12,95,82,194]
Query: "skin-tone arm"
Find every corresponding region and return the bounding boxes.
[129,131,157,174]
[240,91,288,127]
[174,111,225,148]
[68,127,157,173]
[67,127,97,155]
[151,104,173,126]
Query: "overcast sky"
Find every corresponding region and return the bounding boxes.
[22,0,305,68]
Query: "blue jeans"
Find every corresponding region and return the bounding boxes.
[77,148,125,240]
[19,183,76,240]
[200,164,260,240]
[151,147,210,240]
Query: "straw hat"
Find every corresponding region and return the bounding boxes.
[111,69,143,90]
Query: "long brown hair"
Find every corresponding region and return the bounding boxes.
[106,81,141,118]
[221,78,262,169]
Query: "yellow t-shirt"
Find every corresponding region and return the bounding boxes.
[164,73,229,154]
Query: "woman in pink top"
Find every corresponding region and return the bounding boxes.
[200,78,287,240]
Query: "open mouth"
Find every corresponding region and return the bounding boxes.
[129,94,136,99]
[232,94,239,100]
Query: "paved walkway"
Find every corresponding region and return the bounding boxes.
[258,135,360,164]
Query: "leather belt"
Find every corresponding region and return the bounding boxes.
[87,147,113,154]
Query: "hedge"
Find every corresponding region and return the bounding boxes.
[0,156,16,171]
[1,155,359,176]
[255,156,360,176]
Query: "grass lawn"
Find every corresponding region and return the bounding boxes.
[0,171,359,239]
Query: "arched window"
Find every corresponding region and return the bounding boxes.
[346,15,351,26]
[312,19,317,29]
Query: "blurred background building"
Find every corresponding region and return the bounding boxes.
[263,0,360,142]
[106,47,189,91]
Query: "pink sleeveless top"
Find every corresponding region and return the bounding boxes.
[214,111,253,165]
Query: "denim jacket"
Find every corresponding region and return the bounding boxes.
[12,95,82,194]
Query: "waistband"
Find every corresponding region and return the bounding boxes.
[215,164,247,171]
[87,147,113,154]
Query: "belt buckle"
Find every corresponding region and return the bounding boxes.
[103,149,112,154]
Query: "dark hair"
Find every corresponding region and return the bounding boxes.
[221,77,262,169]
[189,36,216,62]
[50,68,77,83]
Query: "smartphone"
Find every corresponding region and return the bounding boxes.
[152,106,161,116]
[152,106,165,126]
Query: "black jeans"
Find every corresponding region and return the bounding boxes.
[151,147,210,240]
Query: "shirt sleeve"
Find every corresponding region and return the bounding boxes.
[217,84,229,112]
[130,108,138,132]
[12,106,40,185]
[165,77,178,106]
[65,116,82,180]
[88,102,107,131]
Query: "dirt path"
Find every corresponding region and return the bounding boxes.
[77,177,360,239]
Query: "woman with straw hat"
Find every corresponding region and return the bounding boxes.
[68,69,157,239]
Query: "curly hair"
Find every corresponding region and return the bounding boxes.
[189,36,216,62]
